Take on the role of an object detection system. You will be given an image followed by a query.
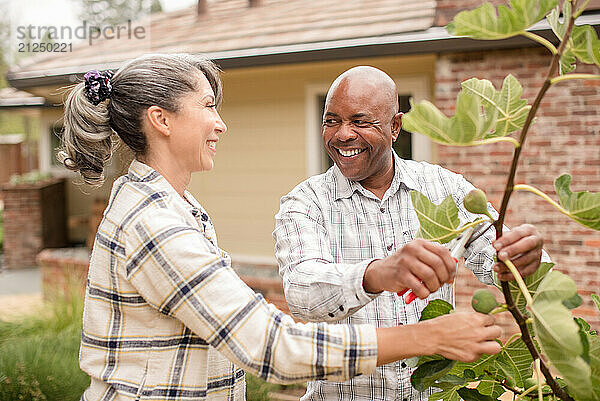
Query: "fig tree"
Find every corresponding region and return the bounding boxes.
[471,289,499,314]
[463,189,492,219]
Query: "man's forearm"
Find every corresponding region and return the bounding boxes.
[282,259,378,322]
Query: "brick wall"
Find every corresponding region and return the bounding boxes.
[2,179,68,269]
[435,47,600,334]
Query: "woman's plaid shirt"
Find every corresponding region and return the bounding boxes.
[79,160,378,401]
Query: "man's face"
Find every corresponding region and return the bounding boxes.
[322,79,400,183]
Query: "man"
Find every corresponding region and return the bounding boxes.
[273,66,545,401]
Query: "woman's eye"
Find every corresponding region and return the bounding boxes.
[206,104,217,108]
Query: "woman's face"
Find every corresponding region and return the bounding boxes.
[167,74,227,172]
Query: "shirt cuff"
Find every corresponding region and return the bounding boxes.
[342,258,380,310]
[352,323,378,377]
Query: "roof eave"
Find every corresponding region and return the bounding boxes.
[7,15,600,90]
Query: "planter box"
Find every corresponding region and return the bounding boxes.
[2,178,68,269]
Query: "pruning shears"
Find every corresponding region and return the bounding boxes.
[398,226,477,304]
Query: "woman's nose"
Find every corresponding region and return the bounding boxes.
[216,113,227,134]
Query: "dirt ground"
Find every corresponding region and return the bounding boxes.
[0,293,44,321]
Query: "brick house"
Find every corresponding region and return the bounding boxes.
[5,0,600,331]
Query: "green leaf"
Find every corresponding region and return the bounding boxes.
[570,24,600,67]
[548,3,600,73]
[588,334,600,400]
[419,299,454,321]
[402,94,496,147]
[476,378,505,400]
[555,174,600,230]
[447,0,558,40]
[464,369,477,380]
[410,191,461,243]
[592,294,600,315]
[563,293,583,309]
[500,262,553,314]
[500,338,534,388]
[457,387,496,401]
[403,75,530,147]
[530,270,594,401]
[462,75,531,137]
[429,383,463,401]
[575,317,591,364]
[411,359,456,392]
[435,374,466,386]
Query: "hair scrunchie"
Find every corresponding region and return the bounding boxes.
[84,70,113,105]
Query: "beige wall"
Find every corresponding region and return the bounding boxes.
[188,54,435,259]
[34,54,435,253]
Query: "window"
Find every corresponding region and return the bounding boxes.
[49,124,63,167]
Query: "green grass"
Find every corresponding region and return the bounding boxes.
[0,290,305,400]
[0,292,89,401]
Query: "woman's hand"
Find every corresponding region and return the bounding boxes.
[375,311,502,366]
[423,312,502,362]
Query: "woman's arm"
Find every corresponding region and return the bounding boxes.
[376,312,502,366]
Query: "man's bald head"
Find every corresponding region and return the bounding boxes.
[321,66,403,190]
[325,66,399,118]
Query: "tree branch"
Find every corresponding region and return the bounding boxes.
[492,2,580,400]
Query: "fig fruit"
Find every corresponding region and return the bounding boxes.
[471,289,499,314]
[463,189,492,218]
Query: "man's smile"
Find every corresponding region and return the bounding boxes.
[337,147,367,158]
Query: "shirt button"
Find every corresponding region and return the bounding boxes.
[387,244,393,251]
[328,312,335,318]
[401,362,407,368]
[380,207,385,213]
[339,305,344,311]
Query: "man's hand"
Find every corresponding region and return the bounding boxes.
[493,224,543,281]
[363,239,456,299]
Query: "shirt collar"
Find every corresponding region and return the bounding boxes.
[127,159,201,216]
[331,151,420,201]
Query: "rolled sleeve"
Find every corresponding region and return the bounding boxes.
[274,194,378,322]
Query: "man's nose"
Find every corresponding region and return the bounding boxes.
[336,122,358,141]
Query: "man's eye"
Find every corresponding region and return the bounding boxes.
[353,120,373,128]
[323,119,339,126]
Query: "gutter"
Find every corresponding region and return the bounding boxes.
[7,13,600,90]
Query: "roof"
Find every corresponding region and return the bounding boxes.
[0,87,46,107]
[8,0,435,83]
[6,0,600,89]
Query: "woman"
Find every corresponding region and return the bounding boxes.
[60,53,501,401]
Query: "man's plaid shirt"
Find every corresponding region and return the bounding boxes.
[79,160,378,401]
[274,152,499,401]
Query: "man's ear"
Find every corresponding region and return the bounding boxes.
[391,112,403,142]
[145,106,171,137]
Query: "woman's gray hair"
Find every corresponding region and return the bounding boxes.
[59,53,222,186]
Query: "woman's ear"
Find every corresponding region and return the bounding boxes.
[146,106,171,137]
